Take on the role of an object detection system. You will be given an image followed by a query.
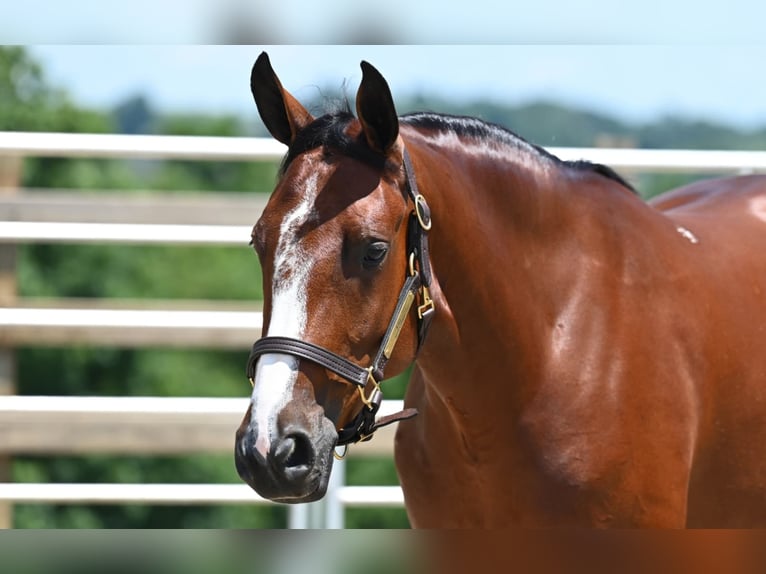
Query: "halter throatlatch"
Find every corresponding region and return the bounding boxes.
[246,147,434,450]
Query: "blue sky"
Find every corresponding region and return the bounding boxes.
[29,45,766,131]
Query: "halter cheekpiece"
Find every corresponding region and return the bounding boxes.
[246,148,434,449]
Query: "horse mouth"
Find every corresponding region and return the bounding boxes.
[251,455,333,504]
[270,477,328,504]
[236,453,332,503]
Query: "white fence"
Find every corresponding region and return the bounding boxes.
[1,131,765,529]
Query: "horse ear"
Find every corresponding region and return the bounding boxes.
[251,52,314,146]
[356,61,399,154]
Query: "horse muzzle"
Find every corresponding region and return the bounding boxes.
[234,413,337,503]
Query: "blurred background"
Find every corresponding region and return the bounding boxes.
[2,41,766,529]
[3,0,766,44]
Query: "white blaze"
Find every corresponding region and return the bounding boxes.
[251,174,318,457]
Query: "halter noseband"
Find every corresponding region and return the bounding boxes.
[246,148,434,449]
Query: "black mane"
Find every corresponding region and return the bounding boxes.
[280,110,389,175]
[400,112,636,193]
[281,109,636,193]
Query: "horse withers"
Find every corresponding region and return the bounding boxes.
[235,52,766,527]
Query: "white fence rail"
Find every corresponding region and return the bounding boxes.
[0,395,402,456]
[2,131,766,528]
[0,306,262,347]
[2,131,766,172]
[0,132,286,162]
[0,221,252,245]
[0,483,405,507]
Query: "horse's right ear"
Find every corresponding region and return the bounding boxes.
[251,52,314,146]
[356,61,399,155]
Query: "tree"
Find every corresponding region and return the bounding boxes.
[113,94,155,134]
[0,47,110,134]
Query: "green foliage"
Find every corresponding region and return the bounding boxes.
[0,47,110,133]
[150,114,281,193]
[20,244,262,300]
[113,95,155,134]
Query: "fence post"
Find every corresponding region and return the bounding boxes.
[285,459,347,529]
[0,154,22,529]
[324,457,345,528]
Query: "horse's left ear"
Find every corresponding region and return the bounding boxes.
[251,52,314,146]
[356,61,399,155]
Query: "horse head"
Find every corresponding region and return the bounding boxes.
[235,52,429,503]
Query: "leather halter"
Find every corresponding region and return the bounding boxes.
[246,148,434,448]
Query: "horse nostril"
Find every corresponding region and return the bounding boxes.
[274,432,315,473]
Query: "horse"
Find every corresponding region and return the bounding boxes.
[234,51,766,527]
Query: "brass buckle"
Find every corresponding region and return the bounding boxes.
[418,285,435,319]
[414,194,432,231]
[409,253,435,318]
[357,367,380,410]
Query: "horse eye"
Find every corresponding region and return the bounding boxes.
[362,241,389,269]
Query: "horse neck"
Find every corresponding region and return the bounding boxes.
[405,132,649,411]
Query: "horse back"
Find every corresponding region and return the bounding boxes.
[651,174,766,224]
[650,174,766,525]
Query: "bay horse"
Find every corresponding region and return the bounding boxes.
[235,51,766,527]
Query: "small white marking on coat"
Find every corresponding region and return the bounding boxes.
[748,196,766,223]
[676,226,699,244]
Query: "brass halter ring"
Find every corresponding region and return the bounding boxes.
[333,444,349,460]
[414,194,432,230]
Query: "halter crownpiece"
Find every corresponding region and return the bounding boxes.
[246,147,434,448]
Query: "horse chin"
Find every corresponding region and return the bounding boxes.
[271,468,331,504]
